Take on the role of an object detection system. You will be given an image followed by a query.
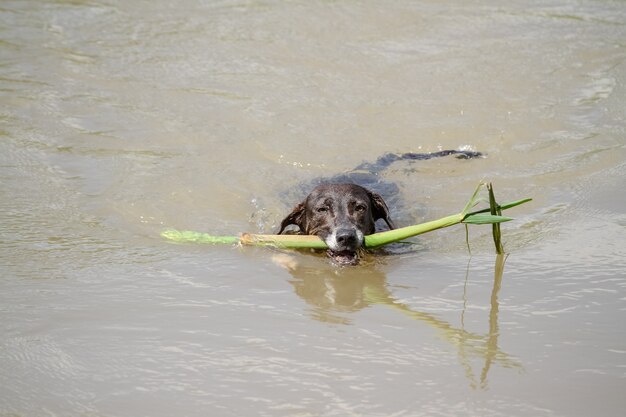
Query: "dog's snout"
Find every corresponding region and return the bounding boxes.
[335,228,358,248]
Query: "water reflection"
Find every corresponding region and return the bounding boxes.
[283,253,521,389]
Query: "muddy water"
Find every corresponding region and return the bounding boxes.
[1,1,625,416]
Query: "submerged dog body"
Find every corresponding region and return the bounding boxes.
[277,150,482,265]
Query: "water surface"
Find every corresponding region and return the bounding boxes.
[1,1,625,416]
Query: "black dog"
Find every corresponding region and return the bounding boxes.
[278,183,395,265]
[277,150,482,265]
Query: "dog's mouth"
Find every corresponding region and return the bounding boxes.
[327,249,359,266]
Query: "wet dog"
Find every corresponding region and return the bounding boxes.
[278,183,395,265]
[277,150,482,265]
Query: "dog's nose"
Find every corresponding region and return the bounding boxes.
[335,228,358,249]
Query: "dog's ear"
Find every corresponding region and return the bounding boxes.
[277,202,306,234]
[367,191,395,230]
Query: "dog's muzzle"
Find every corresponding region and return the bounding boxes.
[325,228,364,266]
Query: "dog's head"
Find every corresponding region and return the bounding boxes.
[278,183,395,265]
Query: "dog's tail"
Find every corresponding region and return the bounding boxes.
[353,150,483,173]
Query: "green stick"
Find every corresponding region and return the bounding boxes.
[160,230,240,245]
[161,183,531,250]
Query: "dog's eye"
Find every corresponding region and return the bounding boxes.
[316,207,328,213]
[355,204,366,213]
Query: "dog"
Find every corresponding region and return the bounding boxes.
[277,183,395,265]
[277,150,482,265]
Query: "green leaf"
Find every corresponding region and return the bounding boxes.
[462,214,513,225]
[467,198,533,216]
[487,182,504,254]
[499,198,533,211]
[461,183,486,217]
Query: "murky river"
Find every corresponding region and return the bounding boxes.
[1,1,625,416]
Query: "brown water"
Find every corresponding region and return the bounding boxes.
[1,1,625,416]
